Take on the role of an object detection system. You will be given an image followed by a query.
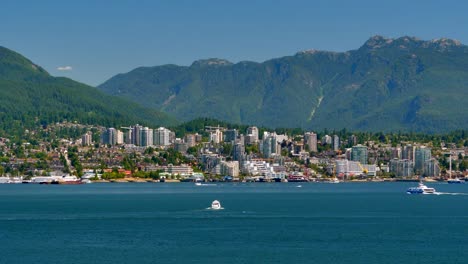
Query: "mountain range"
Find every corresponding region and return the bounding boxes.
[0,46,174,135]
[98,36,468,133]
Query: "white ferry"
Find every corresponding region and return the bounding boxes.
[407,182,436,194]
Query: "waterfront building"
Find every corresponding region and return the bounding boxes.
[415,146,432,174]
[389,158,414,177]
[166,164,193,176]
[220,161,239,177]
[335,160,375,177]
[351,144,368,164]
[201,154,223,174]
[242,159,274,176]
[423,158,440,177]
[304,132,318,152]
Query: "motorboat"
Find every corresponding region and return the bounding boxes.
[407,182,436,194]
[210,200,222,210]
[447,178,465,184]
[329,178,340,183]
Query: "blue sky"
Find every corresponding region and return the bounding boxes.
[1,0,467,86]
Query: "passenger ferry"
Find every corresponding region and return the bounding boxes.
[407,182,436,194]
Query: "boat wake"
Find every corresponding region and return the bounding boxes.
[206,207,224,210]
[195,183,217,186]
[432,192,468,196]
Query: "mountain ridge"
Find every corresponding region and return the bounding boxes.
[0,46,176,135]
[98,35,468,133]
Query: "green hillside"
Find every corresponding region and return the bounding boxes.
[98,36,468,133]
[0,46,176,135]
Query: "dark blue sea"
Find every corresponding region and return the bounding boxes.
[1,182,467,264]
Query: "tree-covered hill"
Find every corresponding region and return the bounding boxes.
[0,46,176,135]
[99,36,468,133]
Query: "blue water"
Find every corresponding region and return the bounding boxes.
[1,182,467,264]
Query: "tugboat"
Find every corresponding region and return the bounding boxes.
[407,182,436,194]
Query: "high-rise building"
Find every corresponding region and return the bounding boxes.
[389,159,414,177]
[224,129,238,143]
[124,129,132,144]
[140,127,153,147]
[332,135,340,151]
[154,127,171,146]
[116,130,124,145]
[232,143,245,161]
[348,135,357,147]
[81,132,92,146]
[246,127,259,143]
[322,135,332,145]
[423,158,440,177]
[415,146,432,174]
[101,128,118,145]
[351,144,368,164]
[391,147,401,159]
[261,132,277,158]
[169,131,176,145]
[402,144,415,161]
[210,129,223,144]
[132,125,142,146]
[184,134,196,147]
[195,133,203,143]
[304,132,318,152]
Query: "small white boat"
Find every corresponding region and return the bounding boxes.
[210,200,222,210]
[330,178,340,183]
[407,182,436,194]
[447,178,465,184]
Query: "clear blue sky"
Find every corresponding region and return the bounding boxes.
[1,0,467,86]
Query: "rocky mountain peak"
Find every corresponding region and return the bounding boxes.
[191,58,233,67]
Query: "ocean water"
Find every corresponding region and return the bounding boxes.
[1,182,467,264]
